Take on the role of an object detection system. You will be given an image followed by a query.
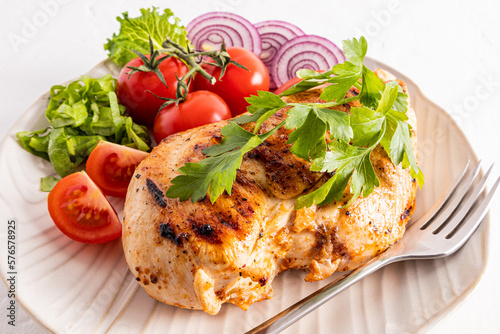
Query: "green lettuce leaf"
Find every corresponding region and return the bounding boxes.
[17,74,151,182]
[16,128,51,161]
[40,176,60,192]
[104,7,191,67]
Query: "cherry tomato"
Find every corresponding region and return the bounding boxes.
[153,90,231,143]
[86,140,149,198]
[117,55,190,126]
[193,47,269,117]
[47,172,122,244]
[273,76,304,95]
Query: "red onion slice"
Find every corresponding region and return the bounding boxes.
[254,20,305,89]
[271,35,345,87]
[186,12,261,55]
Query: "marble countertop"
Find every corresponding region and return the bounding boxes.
[1,1,499,333]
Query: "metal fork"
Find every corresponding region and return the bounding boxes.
[247,161,500,334]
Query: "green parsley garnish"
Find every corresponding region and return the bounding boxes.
[166,37,424,209]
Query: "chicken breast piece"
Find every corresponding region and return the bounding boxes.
[122,69,418,315]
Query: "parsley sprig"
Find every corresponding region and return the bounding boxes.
[165,37,424,208]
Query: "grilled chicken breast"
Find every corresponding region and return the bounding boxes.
[122,69,418,315]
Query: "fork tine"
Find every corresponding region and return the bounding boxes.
[432,165,493,236]
[436,164,494,236]
[445,175,500,244]
[419,160,480,230]
[416,160,471,229]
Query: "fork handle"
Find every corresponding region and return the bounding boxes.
[245,258,390,334]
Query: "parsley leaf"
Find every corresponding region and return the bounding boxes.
[350,107,385,146]
[392,83,409,113]
[285,106,328,161]
[319,68,360,103]
[295,82,421,209]
[381,116,424,186]
[284,104,352,161]
[240,91,288,131]
[297,124,385,209]
[359,65,385,108]
[376,82,399,114]
[343,37,368,65]
[315,107,353,142]
[166,122,282,203]
[280,37,369,99]
[318,37,368,102]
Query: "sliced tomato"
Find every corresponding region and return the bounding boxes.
[86,140,149,198]
[47,172,122,244]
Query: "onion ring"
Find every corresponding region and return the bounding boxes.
[186,12,261,55]
[254,20,305,89]
[271,35,345,87]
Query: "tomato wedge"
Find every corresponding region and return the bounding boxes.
[86,141,149,198]
[47,172,122,244]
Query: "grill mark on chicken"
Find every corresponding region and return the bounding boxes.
[349,87,360,96]
[233,174,260,216]
[218,218,239,230]
[331,232,350,260]
[159,223,184,246]
[400,206,412,220]
[308,225,335,261]
[147,178,166,208]
[182,184,260,245]
[193,143,210,153]
[196,197,242,231]
[249,128,322,198]
[190,219,222,244]
[150,274,158,284]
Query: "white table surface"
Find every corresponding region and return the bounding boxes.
[1,1,499,333]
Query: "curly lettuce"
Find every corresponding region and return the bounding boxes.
[104,7,191,67]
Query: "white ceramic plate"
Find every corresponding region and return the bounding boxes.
[0,58,488,334]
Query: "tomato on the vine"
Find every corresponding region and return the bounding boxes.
[86,140,149,198]
[193,47,270,117]
[153,90,231,143]
[117,55,189,126]
[47,172,122,244]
